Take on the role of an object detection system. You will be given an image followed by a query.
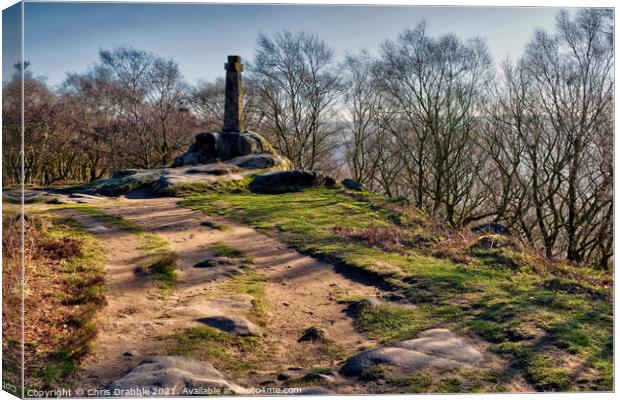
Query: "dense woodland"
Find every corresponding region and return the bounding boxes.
[2,9,613,269]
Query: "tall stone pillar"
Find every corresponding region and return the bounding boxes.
[222,55,244,133]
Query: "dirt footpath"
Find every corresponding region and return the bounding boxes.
[54,209,171,390]
[100,197,382,371]
[59,196,381,389]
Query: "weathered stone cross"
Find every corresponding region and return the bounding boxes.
[222,55,244,133]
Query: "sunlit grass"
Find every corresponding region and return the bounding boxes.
[176,186,613,391]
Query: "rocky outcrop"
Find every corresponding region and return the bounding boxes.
[69,154,288,197]
[108,356,243,394]
[229,153,289,169]
[341,329,484,377]
[63,130,290,197]
[172,131,283,167]
[249,170,336,194]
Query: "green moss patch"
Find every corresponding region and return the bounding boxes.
[169,326,261,376]
[135,251,178,289]
[210,242,244,258]
[220,270,268,322]
[353,301,449,343]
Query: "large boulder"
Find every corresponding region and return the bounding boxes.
[341,178,363,191]
[173,131,279,167]
[107,356,243,394]
[198,315,262,337]
[341,329,484,377]
[216,132,271,160]
[172,132,218,166]
[229,153,289,169]
[249,170,336,194]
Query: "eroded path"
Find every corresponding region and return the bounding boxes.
[58,195,381,389]
[54,208,172,390]
[101,197,382,372]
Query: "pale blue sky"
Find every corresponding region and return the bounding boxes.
[4,2,578,87]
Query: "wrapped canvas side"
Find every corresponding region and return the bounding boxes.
[2,1,24,398]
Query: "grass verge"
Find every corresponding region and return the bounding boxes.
[2,209,105,390]
[174,186,612,392]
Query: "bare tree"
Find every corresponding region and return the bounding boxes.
[2,70,24,185]
[95,46,197,168]
[191,78,226,131]
[250,30,343,171]
[146,56,193,165]
[61,69,120,180]
[526,9,613,264]
[375,23,494,225]
[341,51,386,188]
[486,9,613,267]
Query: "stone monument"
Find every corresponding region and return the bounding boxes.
[172,55,286,169]
[222,55,244,133]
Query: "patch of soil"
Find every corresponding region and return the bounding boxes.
[77,196,382,388]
